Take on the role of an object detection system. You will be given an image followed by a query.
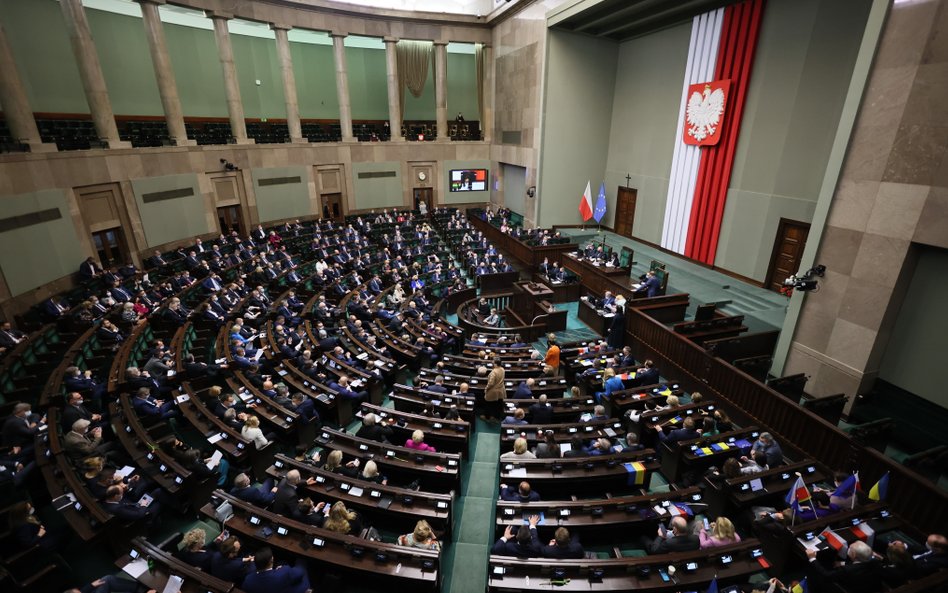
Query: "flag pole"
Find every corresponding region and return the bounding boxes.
[798,471,818,518]
[851,472,858,510]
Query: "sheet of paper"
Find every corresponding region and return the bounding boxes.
[206,450,223,469]
[115,466,136,480]
[508,468,528,478]
[122,558,149,579]
[162,574,184,593]
[208,433,224,444]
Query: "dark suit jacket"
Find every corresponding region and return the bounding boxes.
[542,540,585,559]
[230,484,275,506]
[514,383,532,398]
[649,533,699,554]
[242,565,309,593]
[102,499,150,521]
[527,403,554,424]
[61,404,94,431]
[210,552,252,585]
[634,367,660,387]
[810,557,886,593]
[2,416,36,448]
[491,527,541,557]
[356,423,393,443]
[272,479,301,515]
[499,486,540,503]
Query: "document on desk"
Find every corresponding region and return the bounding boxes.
[122,558,149,579]
[162,575,184,593]
[115,466,136,480]
[508,468,528,478]
[348,486,364,497]
[208,433,224,444]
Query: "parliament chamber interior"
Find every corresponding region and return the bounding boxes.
[0,0,946,592]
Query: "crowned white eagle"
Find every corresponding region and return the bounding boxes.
[686,85,726,142]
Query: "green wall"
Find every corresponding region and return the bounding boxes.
[1,0,87,113]
[713,0,872,280]
[130,174,211,247]
[0,1,476,122]
[538,30,618,228]
[251,167,312,223]
[0,190,82,296]
[352,161,403,209]
[443,160,491,204]
[878,247,948,409]
[503,164,527,216]
[604,21,691,241]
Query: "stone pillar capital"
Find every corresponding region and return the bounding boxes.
[383,36,399,44]
[330,31,348,39]
[433,40,449,47]
[205,10,233,20]
[270,23,293,32]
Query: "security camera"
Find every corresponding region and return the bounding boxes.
[220,158,239,171]
[783,264,826,293]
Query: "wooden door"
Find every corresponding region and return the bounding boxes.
[91,227,130,267]
[321,193,344,222]
[766,219,811,292]
[614,187,637,238]
[217,205,244,235]
[414,187,433,211]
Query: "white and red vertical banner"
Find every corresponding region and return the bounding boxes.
[661,0,764,265]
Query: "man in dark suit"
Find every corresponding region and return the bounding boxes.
[647,516,699,554]
[329,376,367,402]
[0,321,26,349]
[42,297,70,319]
[79,257,102,282]
[2,403,42,449]
[132,387,178,420]
[643,270,661,297]
[101,484,161,525]
[514,378,534,399]
[655,417,699,448]
[241,546,310,593]
[355,413,393,443]
[542,527,585,559]
[210,537,254,586]
[426,376,449,394]
[807,540,886,592]
[272,470,316,515]
[491,516,541,557]
[527,395,554,424]
[499,481,540,503]
[61,391,104,431]
[632,360,660,387]
[230,473,276,506]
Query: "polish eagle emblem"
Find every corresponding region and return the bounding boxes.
[683,80,730,146]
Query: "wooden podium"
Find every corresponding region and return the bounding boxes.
[508,282,566,332]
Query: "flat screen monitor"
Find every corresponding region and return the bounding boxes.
[449,169,488,192]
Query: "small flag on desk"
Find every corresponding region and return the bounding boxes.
[821,527,849,559]
[790,577,808,593]
[833,472,861,500]
[868,471,889,501]
[705,577,718,593]
[852,521,875,547]
[786,476,812,512]
[593,182,607,223]
[623,461,647,486]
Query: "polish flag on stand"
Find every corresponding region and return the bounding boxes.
[579,181,594,221]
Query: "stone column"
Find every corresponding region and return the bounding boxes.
[0,22,56,152]
[58,0,130,148]
[331,32,356,143]
[482,43,494,143]
[434,40,448,141]
[207,12,252,144]
[271,24,305,144]
[383,36,404,142]
[135,0,193,146]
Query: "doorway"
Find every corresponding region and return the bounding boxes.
[321,193,344,222]
[766,218,811,292]
[91,227,130,267]
[614,187,637,239]
[413,187,433,212]
[217,205,244,235]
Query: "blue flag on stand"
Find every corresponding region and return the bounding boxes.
[593,182,607,223]
[706,578,718,593]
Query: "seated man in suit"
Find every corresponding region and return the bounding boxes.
[79,257,102,282]
[356,413,394,443]
[515,378,534,399]
[289,393,319,425]
[499,481,540,503]
[210,536,255,586]
[272,470,316,516]
[328,375,368,403]
[131,387,179,420]
[64,419,111,463]
[646,516,699,554]
[806,540,885,593]
[230,473,277,506]
[543,527,585,559]
[100,484,161,525]
[241,547,310,593]
[654,417,700,449]
[527,395,554,424]
[61,391,104,432]
[632,360,660,387]
[750,432,784,468]
[426,375,449,394]
[643,270,662,297]
[491,515,542,558]
[2,403,44,450]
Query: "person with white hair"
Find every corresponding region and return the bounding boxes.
[807,539,885,591]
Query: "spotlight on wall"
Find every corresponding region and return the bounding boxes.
[527,186,536,198]
[220,158,239,172]
[783,264,826,293]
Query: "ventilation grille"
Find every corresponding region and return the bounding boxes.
[0,208,62,233]
[141,187,195,203]
[357,171,398,179]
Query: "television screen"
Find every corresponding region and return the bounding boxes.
[450,169,488,192]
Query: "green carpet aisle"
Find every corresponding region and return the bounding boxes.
[441,417,501,593]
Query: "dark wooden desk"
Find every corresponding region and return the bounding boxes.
[577,298,610,336]
[498,450,659,498]
[117,537,240,593]
[530,273,581,302]
[358,402,471,457]
[499,418,625,452]
[201,491,441,591]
